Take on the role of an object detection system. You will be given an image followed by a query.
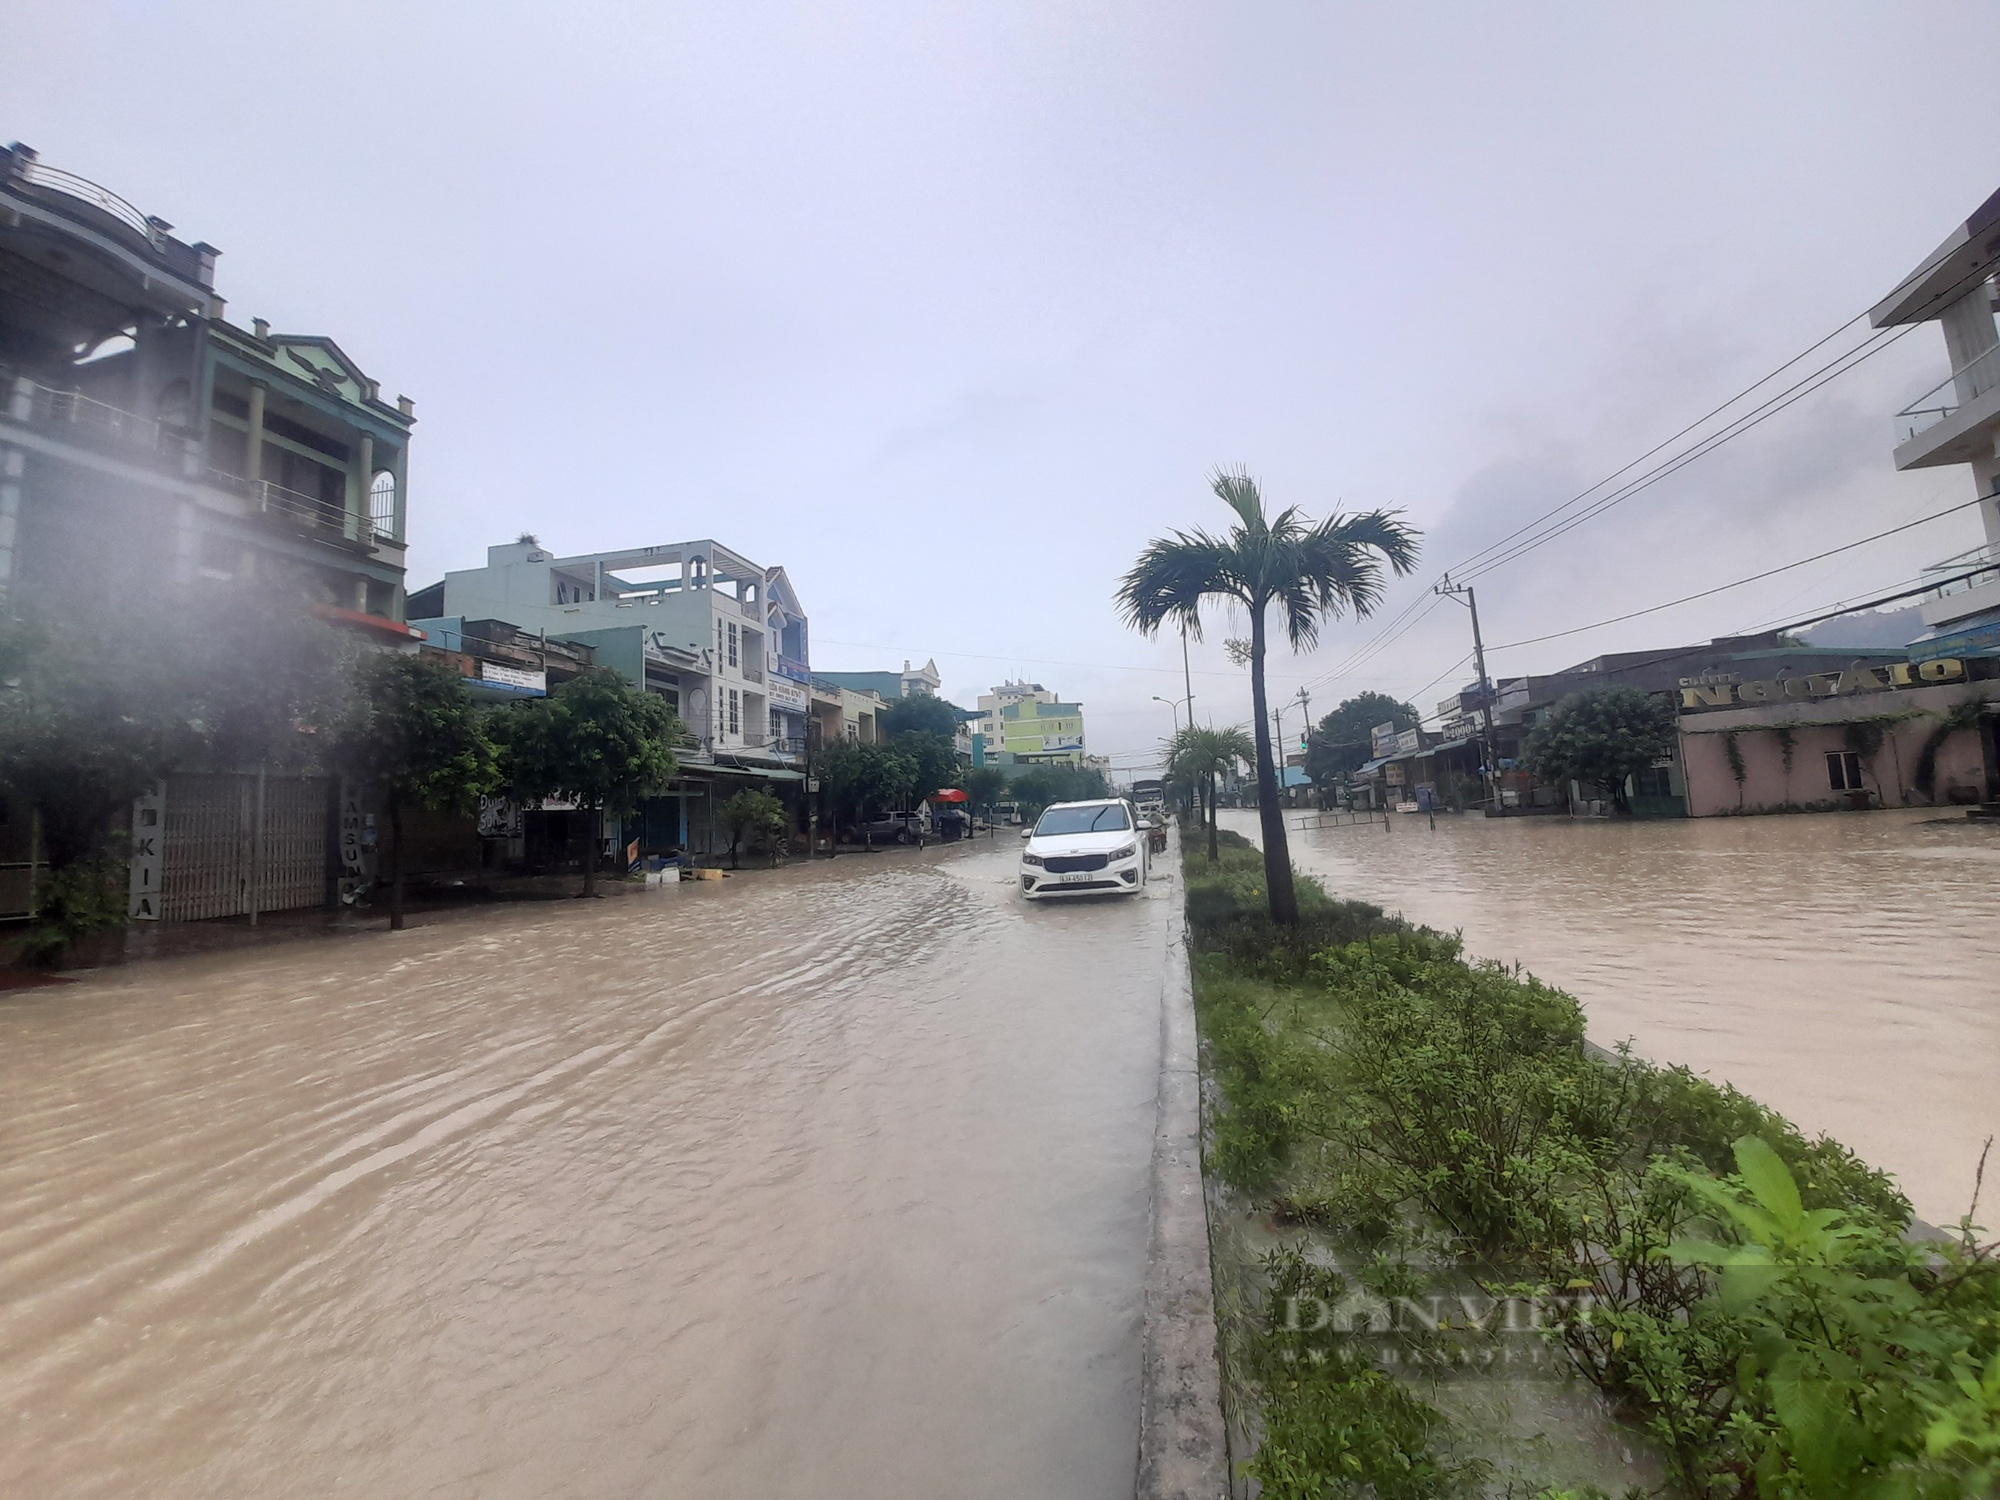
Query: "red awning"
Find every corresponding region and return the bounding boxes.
[929,788,968,803]
[313,605,423,639]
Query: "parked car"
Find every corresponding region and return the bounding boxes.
[1018,798,1148,899]
[850,810,929,846]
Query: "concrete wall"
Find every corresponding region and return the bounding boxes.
[1680,679,1997,816]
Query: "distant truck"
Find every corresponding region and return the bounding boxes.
[1131,779,1166,817]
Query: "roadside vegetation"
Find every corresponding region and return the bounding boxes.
[1186,827,2000,1498]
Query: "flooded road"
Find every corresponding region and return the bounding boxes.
[1227,806,2000,1225]
[0,838,1174,1498]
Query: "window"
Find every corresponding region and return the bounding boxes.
[1034,803,1131,836]
[1827,751,1863,792]
[728,688,740,736]
[770,709,783,741]
[728,622,739,668]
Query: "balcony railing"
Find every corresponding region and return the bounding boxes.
[1896,343,2000,443]
[740,664,764,684]
[16,159,167,248]
[4,371,196,467]
[1923,539,2000,601]
[204,468,401,546]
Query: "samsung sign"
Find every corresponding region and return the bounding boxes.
[1678,658,1964,711]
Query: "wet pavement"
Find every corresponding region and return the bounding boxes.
[0,837,1175,1498]
[1232,806,2000,1225]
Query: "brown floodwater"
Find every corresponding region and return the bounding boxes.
[0,838,1173,1498]
[1225,806,2000,1225]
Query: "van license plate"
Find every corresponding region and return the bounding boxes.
[1058,871,1093,884]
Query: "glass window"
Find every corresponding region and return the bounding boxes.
[1826,751,1863,791]
[1033,802,1131,836]
[728,688,740,735]
[728,622,739,667]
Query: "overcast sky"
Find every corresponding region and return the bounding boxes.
[10,3,1998,771]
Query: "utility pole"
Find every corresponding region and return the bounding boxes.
[1180,627,1194,730]
[1436,575,1499,811]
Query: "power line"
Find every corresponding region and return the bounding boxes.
[1482,495,1985,654]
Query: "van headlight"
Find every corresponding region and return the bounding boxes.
[1022,852,1044,867]
[1110,844,1137,861]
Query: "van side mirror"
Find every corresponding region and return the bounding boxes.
[1019,828,1033,839]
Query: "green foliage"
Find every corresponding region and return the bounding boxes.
[1184,842,1959,1497]
[1775,726,1798,778]
[490,668,680,895]
[337,653,496,818]
[718,788,788,868]
[880,694,967,740]
[492,668,680,818]
[1116,466,1420,925]
[17,854,129,965]
[815,738,920,827]
[1246,1246,1484,1498]
[1661,1138,2000,1497]
[1523,688,1678,812]
[962,765,1007,813]
[1307,692,1421,785]
[1008,762,1110,817]
[893,730,960,804]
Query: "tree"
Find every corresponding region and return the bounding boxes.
[1168,723,1255,863]
[1522,687,1677,814]
[491,668,681,895]
[814,739,919,842]
[1305,691,1420,789]
[881,694,967,740]
[1117,468,1419,924]
[718,788,787,869]
[1009,763,1110,818]
[896,731,961,805]
[963,765,1007,814]
[336,652,497,930]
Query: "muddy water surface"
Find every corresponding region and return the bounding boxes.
[1227,806,2000,1224]
[0,839,1171,1498]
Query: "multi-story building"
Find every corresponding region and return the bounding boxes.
[411,537,813,856]
[413,536,811,763]
[1874,183,2000,654]
[972,680,1087,766]
[0,142,415,625]
[0,142,419,923]
[815,657,941,703]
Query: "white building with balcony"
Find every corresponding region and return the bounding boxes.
[1872,184,2000,648]
[416,537,812,767]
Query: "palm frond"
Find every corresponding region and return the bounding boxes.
[1115,530,1245,640]
[1209,467,1267,535]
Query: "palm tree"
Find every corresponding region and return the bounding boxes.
[1117,469,1419,924]
[1167,723,1255,864]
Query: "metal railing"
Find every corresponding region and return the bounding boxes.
[5,372,193,465]
[15,159,166,248]
[740,664,765,684]
[1923,539,2000,600]
[1896,343,2000,443]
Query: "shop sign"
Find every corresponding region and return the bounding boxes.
[1909,621,2000,662]
[127,784,164,919]
[480,661,546,693]
[1678,658,1965,711]
[1385,762,1406,786]
[767,678,809,712]
[1371,721,1399,756]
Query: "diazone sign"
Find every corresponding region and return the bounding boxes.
[1679,658,1965,711]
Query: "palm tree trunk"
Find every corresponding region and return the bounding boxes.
[1249,605,1299,924]
[1207,768,1219,863]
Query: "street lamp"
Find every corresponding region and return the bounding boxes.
[1152,695,1183,735]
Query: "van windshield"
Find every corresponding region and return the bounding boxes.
[1034,803,1131,836]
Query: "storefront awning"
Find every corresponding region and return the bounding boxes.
[1355,756,1391,775]
[705,763,806,782]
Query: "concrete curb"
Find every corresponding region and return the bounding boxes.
[1136,827,1230,1499]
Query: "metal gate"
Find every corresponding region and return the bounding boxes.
[157,772,331,922]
